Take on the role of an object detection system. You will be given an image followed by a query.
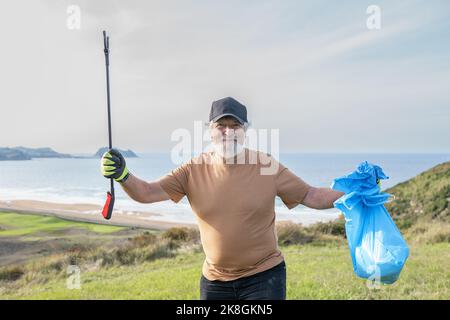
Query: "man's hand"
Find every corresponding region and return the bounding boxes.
[100,148,130,183]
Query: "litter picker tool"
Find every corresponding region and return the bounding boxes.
[101,30,114,220]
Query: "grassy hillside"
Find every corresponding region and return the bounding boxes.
[1,239,449,299]
[385,161,450,229]
[0,210,449,300]
[383,161,450,245]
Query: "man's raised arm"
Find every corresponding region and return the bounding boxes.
[100,148,171,204]
[120,173,170,204]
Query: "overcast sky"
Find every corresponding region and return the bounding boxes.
[1,0,449,154]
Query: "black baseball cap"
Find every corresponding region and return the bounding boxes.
[209,97,248,124]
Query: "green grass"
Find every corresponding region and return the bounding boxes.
[285,243,450,299]
[1,243,449,300]
[1,210,449,300]
[0,212,124,237]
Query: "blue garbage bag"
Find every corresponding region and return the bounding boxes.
[331,161,409,284]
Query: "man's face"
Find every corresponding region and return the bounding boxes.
[210,116,245,144]
[210,116,246,158]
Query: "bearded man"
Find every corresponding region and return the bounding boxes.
[100,96,344,300]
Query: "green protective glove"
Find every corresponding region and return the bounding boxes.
[101,148,130,183]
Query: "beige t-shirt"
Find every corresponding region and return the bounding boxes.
[158,148,310,281]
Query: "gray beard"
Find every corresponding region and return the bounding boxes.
[212,140,244,159]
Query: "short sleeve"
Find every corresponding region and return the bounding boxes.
[158,162,190,203]
[276,163,311,210]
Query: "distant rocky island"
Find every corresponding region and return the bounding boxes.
[0,148,32,161]
[0,147,73,161]
[94,147,138,158]
[0,146,138,161]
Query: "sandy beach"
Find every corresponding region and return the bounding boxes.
[0,199,197,230]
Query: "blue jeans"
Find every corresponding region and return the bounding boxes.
[200,261,286,300]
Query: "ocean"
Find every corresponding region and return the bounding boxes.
[1,153,449,225]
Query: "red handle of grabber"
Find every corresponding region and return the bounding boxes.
[102,191,115,220]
